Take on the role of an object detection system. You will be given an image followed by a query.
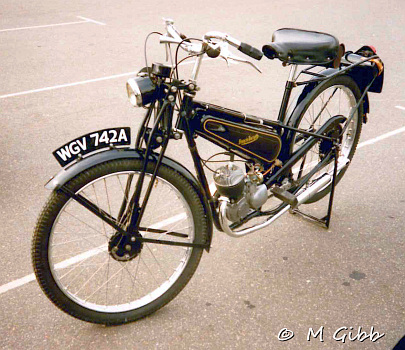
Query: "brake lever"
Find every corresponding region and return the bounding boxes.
[219,43,262,73]
[228,55,262,73]
[220,55,230,67]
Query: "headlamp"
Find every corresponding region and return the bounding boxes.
[126,76,156,107]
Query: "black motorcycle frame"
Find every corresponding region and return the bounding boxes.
[57,54,382,251]
[130,54,380,242]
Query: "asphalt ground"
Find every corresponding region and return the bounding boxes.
[0,0,404,349]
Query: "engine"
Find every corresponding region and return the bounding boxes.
[213,163,268,222]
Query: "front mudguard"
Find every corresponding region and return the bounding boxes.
[46,148,213,251]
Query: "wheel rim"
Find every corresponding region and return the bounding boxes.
[48,171,194,313]
[291,84,358,186]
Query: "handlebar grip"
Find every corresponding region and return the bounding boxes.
[238,42,263,61]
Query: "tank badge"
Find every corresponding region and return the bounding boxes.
[238,134,259,146]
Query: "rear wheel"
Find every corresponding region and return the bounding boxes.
[32,159,208,325]
[288,75,363,203]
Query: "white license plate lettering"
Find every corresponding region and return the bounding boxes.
[90,133,100,147]
[55,145,72,162]
[98,130,109,145]
[118,128,128,142]
[109,129,118,143]
[53,128,131,167]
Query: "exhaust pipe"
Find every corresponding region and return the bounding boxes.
[296,156,349,205]
[219,157,349,237]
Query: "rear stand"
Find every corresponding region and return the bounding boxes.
[291,146,339,229]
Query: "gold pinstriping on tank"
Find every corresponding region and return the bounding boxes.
[202,118,281,163]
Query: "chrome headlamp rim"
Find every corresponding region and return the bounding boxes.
[126,78,143,107]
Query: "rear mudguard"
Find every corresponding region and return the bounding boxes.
[46,148,213,251]
[286,69,369,127]
[284,70,365,158]
[320,68,370,116]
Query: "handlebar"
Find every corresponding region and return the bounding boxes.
[203,31,263,60]
[158,19,263,79]
[160,22,263,61]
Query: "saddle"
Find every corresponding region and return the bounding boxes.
[262,28,341,66]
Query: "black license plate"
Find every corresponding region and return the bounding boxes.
[53,127,131,167]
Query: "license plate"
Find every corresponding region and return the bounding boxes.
[53,127,131,167]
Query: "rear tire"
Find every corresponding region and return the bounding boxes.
[288,75,363,203]
[32,159,208,325]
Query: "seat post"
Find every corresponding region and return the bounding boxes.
[277,64,298,123]
[287,64,299,83]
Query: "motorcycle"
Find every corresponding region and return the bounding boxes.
[32,19,384,324]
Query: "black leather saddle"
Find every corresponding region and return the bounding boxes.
[262,29,339,66]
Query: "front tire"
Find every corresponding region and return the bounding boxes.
[32,159,208,325]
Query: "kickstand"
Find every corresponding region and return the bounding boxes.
[291,146,339,229]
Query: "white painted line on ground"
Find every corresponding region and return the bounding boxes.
[0,274,36,295]
[0,20,87,33]
[395,105,405,111]
[0,244,107,295]
[0,16,105,33]
[0,72,138,99]
[0,59,205,100]
[149,213,187,230]
[76,16,106,26]
[357,126,405,149]
[54,244,108,270]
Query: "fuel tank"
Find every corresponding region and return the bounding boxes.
[199,116,282,164]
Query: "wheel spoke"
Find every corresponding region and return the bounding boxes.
[63,210,107,237]
[84,263,126,302]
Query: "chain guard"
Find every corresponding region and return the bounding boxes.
[319,120,343,159]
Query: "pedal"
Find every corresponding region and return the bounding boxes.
[271,186,298,208]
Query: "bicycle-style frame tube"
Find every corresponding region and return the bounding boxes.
[277,64,299,123]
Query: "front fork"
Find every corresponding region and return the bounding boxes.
[128,84,220,238]
[127,100,173,232]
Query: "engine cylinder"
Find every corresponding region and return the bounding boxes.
[213,163,245,200]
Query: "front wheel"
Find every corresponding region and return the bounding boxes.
[288,75,363,203]
[32,159,208,325]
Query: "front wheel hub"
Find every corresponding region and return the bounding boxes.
[108,231,143,262]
